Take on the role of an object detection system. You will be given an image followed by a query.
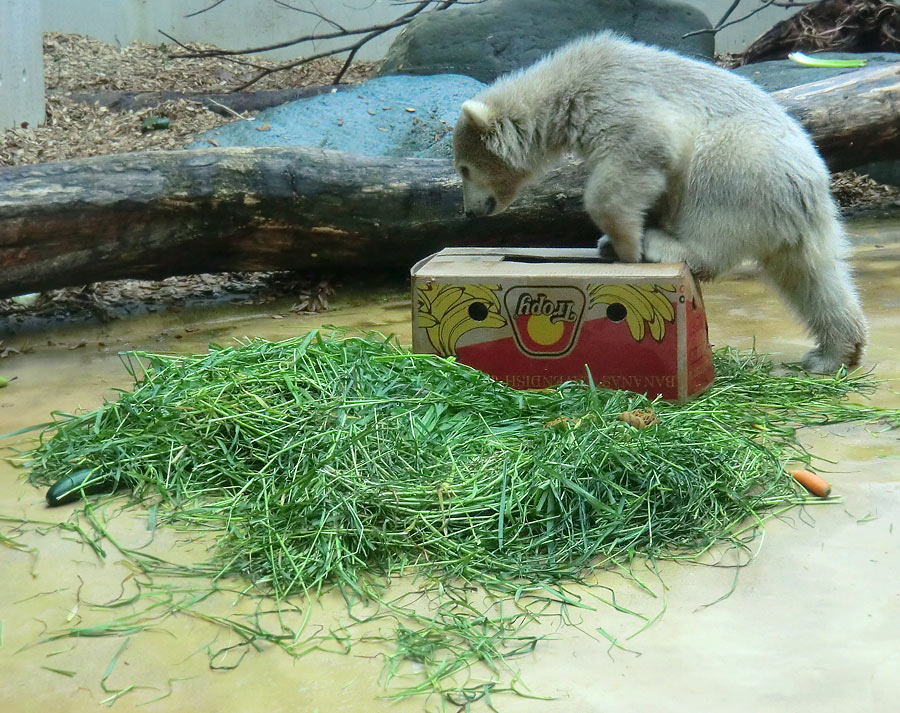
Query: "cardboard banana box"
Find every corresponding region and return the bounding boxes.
[411,247,714,402]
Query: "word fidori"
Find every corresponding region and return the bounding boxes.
[513,293,579,322]
[503,374,677,390]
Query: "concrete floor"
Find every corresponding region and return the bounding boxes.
[1,224,898,712]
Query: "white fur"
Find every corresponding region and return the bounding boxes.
[461,100,492,129]
[452,32,868,372]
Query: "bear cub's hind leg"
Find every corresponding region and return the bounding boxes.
[762,241,867,373]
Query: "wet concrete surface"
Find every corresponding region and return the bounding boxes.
[0,224,898,712]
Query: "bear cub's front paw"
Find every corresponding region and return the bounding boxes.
[596,235,618,262]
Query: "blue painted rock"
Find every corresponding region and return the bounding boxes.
[192,74,486,159]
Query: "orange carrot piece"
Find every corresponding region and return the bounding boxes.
[788,469,832,498]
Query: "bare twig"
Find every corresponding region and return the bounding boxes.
[205,97,256,121]
[684,0,787,38]
[716,0,746,28]
[165,0,484,89]
[185,0,229,19]
[170,1,435,59]
[158,30,270,73]
[271,1,348,33]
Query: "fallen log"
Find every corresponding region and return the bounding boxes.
[775,63,900,170]
[2,64,900,299]
[0,147,593,299]
[55,85,350,117]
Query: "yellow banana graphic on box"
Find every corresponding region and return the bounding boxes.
[417,283,506,355]
[588,283,676,342]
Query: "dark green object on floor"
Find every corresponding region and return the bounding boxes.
[46,468,114,506]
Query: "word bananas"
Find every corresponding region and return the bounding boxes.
[417,283,506,355]
[588,283,676,342]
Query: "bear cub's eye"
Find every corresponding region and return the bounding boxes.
[459,166,470,179]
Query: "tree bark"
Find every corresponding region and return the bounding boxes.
[0,148,592,299]
[774,64,900,170]
[2,64,900,299]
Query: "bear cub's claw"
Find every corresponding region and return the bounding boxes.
[596,235,619,262]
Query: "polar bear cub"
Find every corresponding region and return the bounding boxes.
[452,32,867,373]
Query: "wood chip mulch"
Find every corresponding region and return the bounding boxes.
[1,32,374,167]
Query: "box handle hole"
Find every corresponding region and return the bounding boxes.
[606,303,627,322]
[468,302,489,321]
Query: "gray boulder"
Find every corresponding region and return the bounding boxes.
[379,0,713,83]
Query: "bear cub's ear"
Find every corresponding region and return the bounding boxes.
[461,100,493,131]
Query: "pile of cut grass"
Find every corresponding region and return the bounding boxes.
[24,333,838,590]
[14,332,899,704]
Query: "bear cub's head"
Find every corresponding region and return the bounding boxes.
[452,100,531,218]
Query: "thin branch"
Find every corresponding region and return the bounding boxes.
[328,0,458,85]
[332,21,405,85]
[185,0,229,19]
[166,0,485,90]
[718,1,784,34]
[685,0,785,37]
[715,0,744,27]
[171,1,434,59]
[230,41,363,91]
[334,45,363,86]
[271,1,347,33]
[158,30,270,73]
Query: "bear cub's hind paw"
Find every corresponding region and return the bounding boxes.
[801,344,863,375]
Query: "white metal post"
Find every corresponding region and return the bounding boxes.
[0,0,45,129]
